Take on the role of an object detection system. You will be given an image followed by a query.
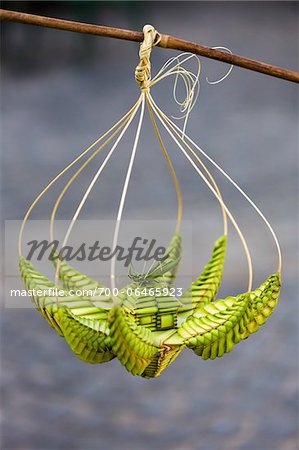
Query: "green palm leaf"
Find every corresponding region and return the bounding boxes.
[19,256,113,360]
[108,306,159,376]
[56,308,114,364]
[170,272,281,360]
[179,235,227,317]
[51,251,113,312]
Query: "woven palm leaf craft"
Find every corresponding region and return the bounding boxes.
[19,25,282,378]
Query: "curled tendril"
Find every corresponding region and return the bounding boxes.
[150,53,201,135]
[149,47,233,135]
[206,46,234,85]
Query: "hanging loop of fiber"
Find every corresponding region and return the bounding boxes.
[135,24,161,92]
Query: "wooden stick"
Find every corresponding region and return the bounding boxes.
[1,8,298,83]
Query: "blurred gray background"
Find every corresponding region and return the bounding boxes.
[1,2,298,449]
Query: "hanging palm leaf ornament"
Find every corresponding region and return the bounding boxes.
[18,25,282,378]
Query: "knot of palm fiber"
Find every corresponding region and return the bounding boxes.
[135,24,161,92]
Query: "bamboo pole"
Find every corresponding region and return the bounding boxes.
[1,8,298,83]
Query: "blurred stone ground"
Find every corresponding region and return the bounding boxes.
[1,2,298,449]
